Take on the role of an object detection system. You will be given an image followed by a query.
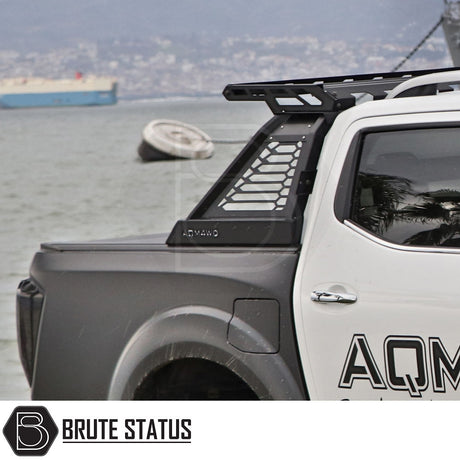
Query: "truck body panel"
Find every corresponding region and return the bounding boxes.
[29,237,305,399]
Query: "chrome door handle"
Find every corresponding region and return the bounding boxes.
[311,290,357,304]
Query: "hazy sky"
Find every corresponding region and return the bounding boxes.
[0,0,448,50]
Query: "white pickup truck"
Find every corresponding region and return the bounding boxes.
[17,68,460,400]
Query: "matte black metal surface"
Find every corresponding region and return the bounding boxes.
[224,67,460,112]
[167,114,330,246]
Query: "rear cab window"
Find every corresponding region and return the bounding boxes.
[349,127,460,247]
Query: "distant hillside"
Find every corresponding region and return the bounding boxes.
[0,0,446,51]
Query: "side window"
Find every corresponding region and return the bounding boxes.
[350,127,460,247]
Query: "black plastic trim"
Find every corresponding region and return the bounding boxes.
[334,133,363,223]
[16,279,44,386]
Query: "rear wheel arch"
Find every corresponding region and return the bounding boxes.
[108,305,305,400]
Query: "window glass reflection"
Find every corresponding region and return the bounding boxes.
[351,128,460,247]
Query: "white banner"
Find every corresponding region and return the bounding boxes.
[0,401,458,459]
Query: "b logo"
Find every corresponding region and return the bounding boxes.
[3,406,58,456]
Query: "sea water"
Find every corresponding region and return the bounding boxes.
[0,97,271,399]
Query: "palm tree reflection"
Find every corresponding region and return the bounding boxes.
[354,173,460,247]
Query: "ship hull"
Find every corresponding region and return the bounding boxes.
[0,88,117,108]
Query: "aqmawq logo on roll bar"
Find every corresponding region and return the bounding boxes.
[339,334,460,397]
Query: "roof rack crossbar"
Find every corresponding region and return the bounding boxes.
[224,67,460,114]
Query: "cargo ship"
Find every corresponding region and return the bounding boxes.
[0,73,117,108]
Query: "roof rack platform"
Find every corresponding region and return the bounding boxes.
[223,67,460,114]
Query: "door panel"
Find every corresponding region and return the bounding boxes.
[294,120,460,400]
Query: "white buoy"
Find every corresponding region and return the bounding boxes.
[138,119,214,161]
